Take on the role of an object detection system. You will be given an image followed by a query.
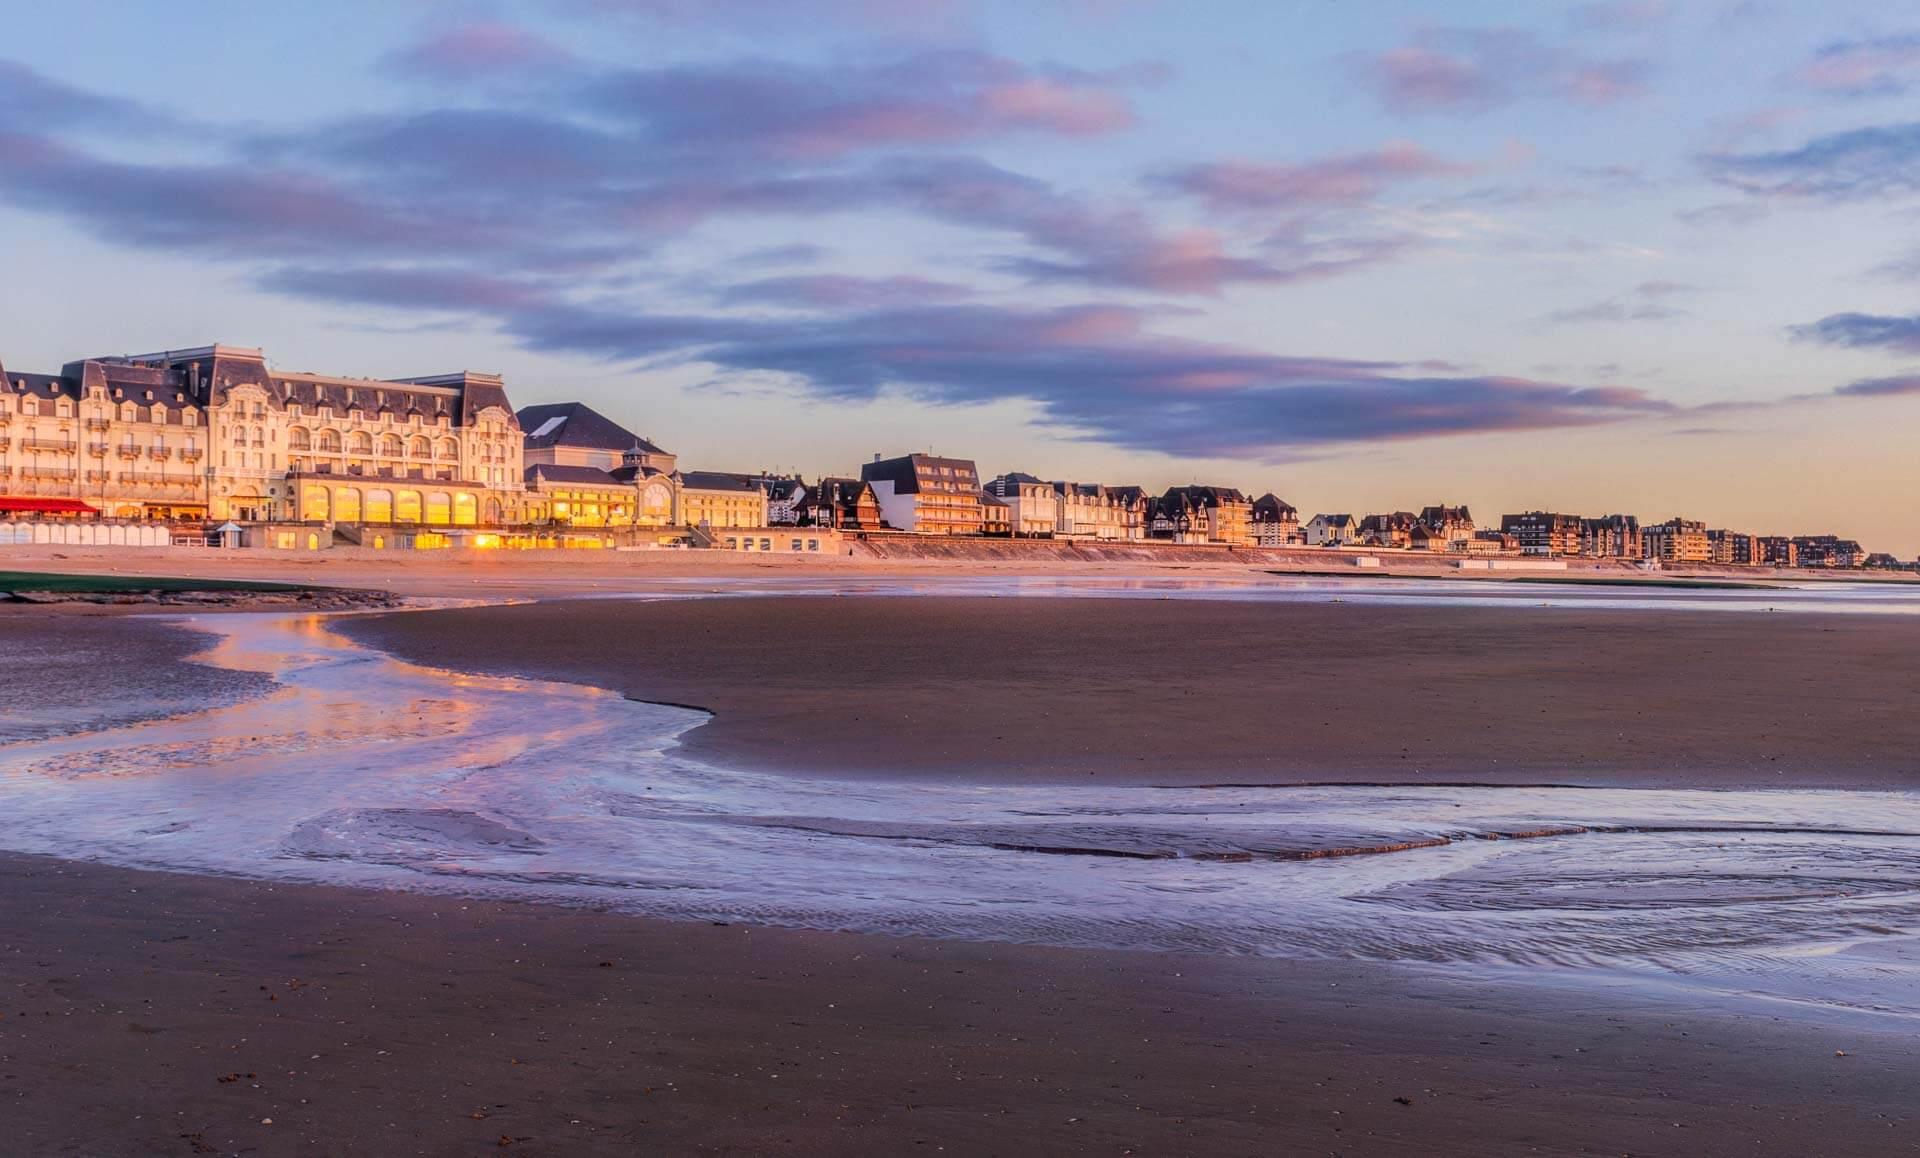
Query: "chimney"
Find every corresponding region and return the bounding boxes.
[873,453,882,463]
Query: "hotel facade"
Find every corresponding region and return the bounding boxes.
[2,345,525,527]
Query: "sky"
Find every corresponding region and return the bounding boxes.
[2,1,1918,550]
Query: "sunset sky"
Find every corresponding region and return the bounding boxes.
[3,1,1917,550]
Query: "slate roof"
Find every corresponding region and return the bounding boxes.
[517,402,660,453]
[525,463,625,487]
[681,470,762,493]
[1252,494,1297,520]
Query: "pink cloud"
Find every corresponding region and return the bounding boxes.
[390,22,574,76]
[1162,143,1471,211]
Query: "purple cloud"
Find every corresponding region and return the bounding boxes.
[1157,143,1470,211]
[1570,1,1672,31]
[1705,122,1920,199]
[1791,312,1920,354]
[1356,28,1650,113]
[1797,33,1920,97]
[1835,374,1920,397]
[588,50,1138,158]
[487,297,1676,455]
[719,274,975,308]
[387,22,575,76]
[0,61,173,134]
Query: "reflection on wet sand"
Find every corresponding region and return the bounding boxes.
[1,601,1918,1024]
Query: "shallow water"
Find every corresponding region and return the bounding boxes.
[2,590,1918,1023]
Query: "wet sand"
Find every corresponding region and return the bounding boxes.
[348,596,1920,789]
[4,851,1914,1158]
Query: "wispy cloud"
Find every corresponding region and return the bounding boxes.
[1791,312,1920,353]
[1705,121,1920,199]
[1834,373,1920,396]
[1155,143,1470,212]
[1541,280,1697,325]
[1796,33,1920,97]
[1355,28,1651,114]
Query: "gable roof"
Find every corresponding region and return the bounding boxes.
[681,470,762,494]
[517,401,664,454]
[525,462,624,487]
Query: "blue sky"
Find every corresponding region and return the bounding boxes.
[3,1,1918,548]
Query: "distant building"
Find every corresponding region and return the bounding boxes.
[1792,535,1866,568]
[680,471,769,529]
[1758,536,1798,567]
[1706,529,1761,566]
[1643,518,1711,564]
[1151,485,1253,546]
[517,402,679,527]
[760,476,808,525]
[1864,552,1905,570]
[1418,504,1475,548]
[978,489,1011,537]
[800,476,882,530]
[984,472,1058,537]
[1304,513,1358,547]
[1250,494,1301,547]
[1106,485,1151,541]
[861,454,983,535]
[1358,511,1419,549]
[1053,482,1135,540]
[1581,514,1640,559]
[1500,512,1584,556]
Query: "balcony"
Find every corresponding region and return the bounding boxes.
[87,442,108,457]
[148,447,173,460]
[179,448,203,463]
[20,466,76,481]
[22,439,75,453]
[85,417,112,432]
[84,470,109,484]
[117,445,142,459]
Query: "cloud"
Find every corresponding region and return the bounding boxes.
[1674,200,1770,227]
[493,297,1675,456]
[1355,28,1650,113]
[1791,312,1920,353]
[1541,281,1696,325]
[586,50,1139,158]
[1797,33,1920,97]
[387,21,575,77]
[1155,143,1470,212]
[718,273,976,308]
[1868,249,1920,282]
[1834,373,1920,397]
[0,60,175,135]
[1705,122,1920,199]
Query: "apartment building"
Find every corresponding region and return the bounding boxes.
[1500,511,1585,556]
[1418,504,1475,548]
[681,471,770,529]
[1642,518,1712,563]
[1358,511,1419,549]
[861,454,983,534]
[800,477,884,530]
[1706,528,1761,566]
[1582,514,1641,559]
[1053,482,1139,540]
[983,472,1059,536]
[1148,485,1253,546]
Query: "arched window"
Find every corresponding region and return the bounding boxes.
[287,427,312,451]
[364,489,393,522]
[348,431,373,455]
[483,498,503,524]
[425,492,452,525]
[379,434,403,457]
[334,487,362,522]
[302,484,331,521]
[395,490,423,523]
[438,437,458,458]
[410,436,430,458]
[317,430,341,453]
[454,493,478,526]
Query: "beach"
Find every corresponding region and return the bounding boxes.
[3,561,1920,1156]
[5,851,1914,1157]
[347,594,1920,789]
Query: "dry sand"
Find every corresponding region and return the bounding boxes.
[348,595,1920,789]
[4,852,1913,1157]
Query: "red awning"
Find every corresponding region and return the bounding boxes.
[0,497,100,514]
